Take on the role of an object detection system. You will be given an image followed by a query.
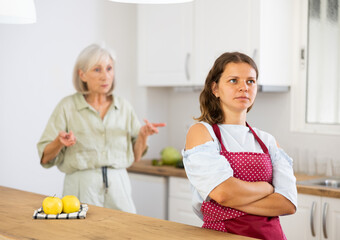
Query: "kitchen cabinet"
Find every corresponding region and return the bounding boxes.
[128,172,168,220]
[168,176,203,227]
[280,193,340,240]
[129,173,203,226]
[137,3,193,86]
[137,0,292,88]
[249,0,294,87]
[193,0,254,85]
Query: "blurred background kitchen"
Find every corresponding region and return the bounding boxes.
[0,0,340,239]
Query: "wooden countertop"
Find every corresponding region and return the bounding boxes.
[128,160,187,178]
[294,174,340,198]
[0,186,256,240]
[128,160,340,199]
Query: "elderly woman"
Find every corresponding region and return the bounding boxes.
[37,44,165,213]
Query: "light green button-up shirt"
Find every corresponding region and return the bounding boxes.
[37,92,141,174]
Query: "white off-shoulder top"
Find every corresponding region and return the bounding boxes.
[182,122,297,220]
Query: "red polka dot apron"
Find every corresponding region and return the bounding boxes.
[200,123,286,240]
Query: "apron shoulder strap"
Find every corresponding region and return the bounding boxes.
[246,122,269,154]
[212,124,227,152]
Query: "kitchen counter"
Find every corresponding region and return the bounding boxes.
[128,160,187,178]
[128,160,340,199]
[294,174,340,198]
[0,186,256,240]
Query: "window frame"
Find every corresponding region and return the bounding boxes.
[291,0,340,135]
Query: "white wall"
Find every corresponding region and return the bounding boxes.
[0,0,138,196]
[141,88,169,159]
[247,92,340,161]
[165,90,340,170]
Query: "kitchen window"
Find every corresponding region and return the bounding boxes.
[291,0,340,134]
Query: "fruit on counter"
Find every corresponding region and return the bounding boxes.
[42,196,63,215]
[175,159,184,169]
[151,159,163,166]
[160,147,182,165]
[62,195,80,213]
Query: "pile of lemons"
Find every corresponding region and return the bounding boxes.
[42,195,80,214]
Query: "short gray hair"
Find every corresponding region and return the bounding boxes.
[73,44,116,95]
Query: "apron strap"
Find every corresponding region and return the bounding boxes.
[212,123,269,155]
[212,124,227,152]
[246,122,269,154]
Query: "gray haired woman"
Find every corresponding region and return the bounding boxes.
[37,44,165,213]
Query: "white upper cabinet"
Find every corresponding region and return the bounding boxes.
[137,3,193,86]
[193,0,253,85]
[251,0,294,87]
[137,0,293,87]
[195,0,294,87]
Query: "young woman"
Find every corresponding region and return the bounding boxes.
[38,44,165,213]
[183,52,297,240]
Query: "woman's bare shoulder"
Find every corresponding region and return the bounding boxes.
[185,123,214,150]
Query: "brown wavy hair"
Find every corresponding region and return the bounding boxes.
[195,52,258,125]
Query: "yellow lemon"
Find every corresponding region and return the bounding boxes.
[62,195,80,213]
[42,196,63,215]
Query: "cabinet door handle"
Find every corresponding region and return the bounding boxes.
[185,53,190,81]
[322,202,329,239]
[310,201,316,237]
[300,48,306,69]
[252,49,258,63]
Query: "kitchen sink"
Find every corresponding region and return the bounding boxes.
[297,177,340,189]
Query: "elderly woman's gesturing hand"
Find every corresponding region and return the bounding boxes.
[133,119,166,162]
[58,131,77,147]
[140,119,166,137]
[40,131,77,165]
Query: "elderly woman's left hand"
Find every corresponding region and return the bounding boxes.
[134,119,166,162]
[140,119,166,137]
